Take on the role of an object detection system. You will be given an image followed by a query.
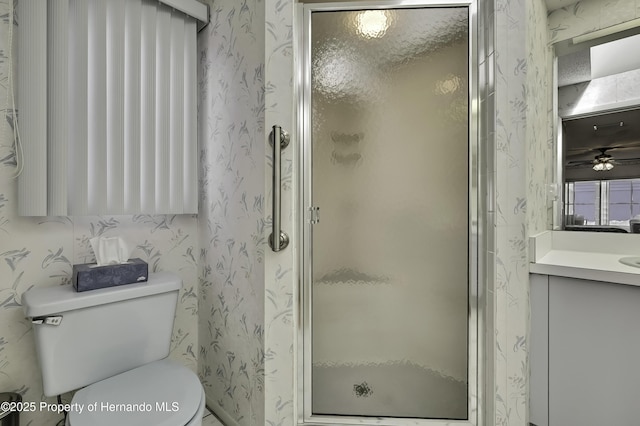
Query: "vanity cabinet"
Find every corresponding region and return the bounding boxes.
[530,274,640,426]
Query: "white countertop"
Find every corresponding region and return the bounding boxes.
[529,231,640,286]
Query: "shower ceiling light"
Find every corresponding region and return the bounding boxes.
[356,10,389,38]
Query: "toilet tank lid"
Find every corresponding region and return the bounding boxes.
[22,271,181,318]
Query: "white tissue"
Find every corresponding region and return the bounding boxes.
[89,236,131,266]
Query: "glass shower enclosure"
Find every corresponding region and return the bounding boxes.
[298,1,478,424]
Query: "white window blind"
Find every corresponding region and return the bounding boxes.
[17,0,204,216]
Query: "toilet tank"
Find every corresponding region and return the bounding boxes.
[22,271,181,397]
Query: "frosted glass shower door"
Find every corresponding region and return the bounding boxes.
[305,3,472,421]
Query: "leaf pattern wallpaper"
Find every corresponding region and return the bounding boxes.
[0,0,637,425]
[0,178,199,424]
[526,0,553,237]
[197,0,267,425]
[548,0,640,44]
[494,0,530,423]
[263,0,297,425]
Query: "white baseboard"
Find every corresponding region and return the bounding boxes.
[205,395,240,426]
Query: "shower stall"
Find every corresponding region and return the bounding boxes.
[295,1,479,424]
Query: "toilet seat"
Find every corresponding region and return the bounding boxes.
[67,359,204,426]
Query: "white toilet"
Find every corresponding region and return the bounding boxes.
[22,271,205,426]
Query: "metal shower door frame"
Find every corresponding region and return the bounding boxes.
[295,1,481,424]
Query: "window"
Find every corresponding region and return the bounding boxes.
[564,179,640,230]
[565,181,600,225]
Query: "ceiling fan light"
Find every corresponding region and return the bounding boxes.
[592,160,614,171]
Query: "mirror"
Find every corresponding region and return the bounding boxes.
[555,26,640,233]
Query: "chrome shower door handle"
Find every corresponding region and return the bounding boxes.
[269,125,290,252]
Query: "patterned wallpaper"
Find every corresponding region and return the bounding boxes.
[526,0,553,237]
[519,4,554,426]
[263,0,297,424]
[493,0,530,424]
[0,2,198,425]
[197,0,266,425]
[548,0,640,44]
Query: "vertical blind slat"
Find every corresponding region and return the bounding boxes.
[69,0,89,215]
[169,14,185,214]
[124,0,142,214]
[155,6,171,214]
[48,0,69,216]
[184,19,197,213]
[107,0,125,214]
[17,0,47,216]
[140,0,157,214]
[88,0,107,214]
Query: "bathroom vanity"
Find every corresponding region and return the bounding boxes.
[529,231,640,426]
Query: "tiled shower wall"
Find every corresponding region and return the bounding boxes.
[0,4,198,426]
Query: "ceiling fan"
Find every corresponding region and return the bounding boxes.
[591,148,615,171]
[565,146,640,171]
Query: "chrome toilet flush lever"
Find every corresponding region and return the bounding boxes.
[31,316,63,326]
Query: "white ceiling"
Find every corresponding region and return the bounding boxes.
[545,0,578,12]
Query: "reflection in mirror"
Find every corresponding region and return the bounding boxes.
[557,30,640,233]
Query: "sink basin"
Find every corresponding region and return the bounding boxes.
[619,256,640,268]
